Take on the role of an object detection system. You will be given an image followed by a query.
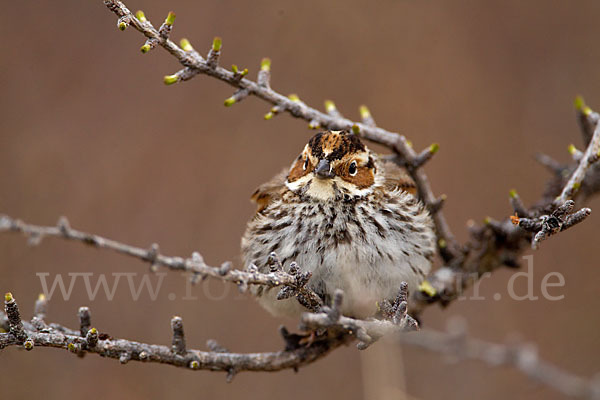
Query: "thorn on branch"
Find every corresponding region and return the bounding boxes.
[171,316,186,355]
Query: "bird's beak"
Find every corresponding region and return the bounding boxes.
[314,159,335,179]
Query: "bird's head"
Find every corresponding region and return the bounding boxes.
[285,130,377,201]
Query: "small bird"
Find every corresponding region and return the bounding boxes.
[242,130,436,319]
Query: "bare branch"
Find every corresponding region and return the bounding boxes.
[399,320,600,400]
[0,215,298,290]
[0,293,347,375]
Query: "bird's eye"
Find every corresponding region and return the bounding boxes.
[303,158,309,171]
[349,161,358,176]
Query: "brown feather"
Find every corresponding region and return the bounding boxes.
[380,160,417,195]
[250,168,288,212]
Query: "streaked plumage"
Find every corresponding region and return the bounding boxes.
[242,130,435,318]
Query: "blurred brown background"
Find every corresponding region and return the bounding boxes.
[1,0,600,399]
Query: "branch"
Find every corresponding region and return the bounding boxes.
[411,101,599,313]
[3,293,598,398]
[0,293,347,378]
[101,0,460,261]
[399,319,600,400]
[0,215,321,308]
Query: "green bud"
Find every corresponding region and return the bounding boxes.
[165,11,176,26]
[568,144,577,155]
[429,143,440,154]
[223,97,236,107]
[231,64,239,73]
[264,112,274,120]
[260,58,271,71]
[212,37,222,51]
[573,182,581,191]
[241,68,249,76]
[135,10,147,22]
[359,105,371,119]
[418,280,437,297]
[180,38,193,52]
[574,95,585,111]
[438,238,447,249]
[90,327,97,334]
[67,343,76,352]
[324,100,336,112]
[288,93,300,102]
[483,216,491,225]
[118,21,128,31]
[509,189,518,198]
[351,124,360,134]
[5,292,13,302]
[38,293,46,301]
[24,340,34,351]
[190,360,200,369]
[163,74,179,85]
[140,44,151,54]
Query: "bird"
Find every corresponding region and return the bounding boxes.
[241,130,436,319]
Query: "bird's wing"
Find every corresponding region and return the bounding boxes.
[250,168,288,213]
[380,160,417,195]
